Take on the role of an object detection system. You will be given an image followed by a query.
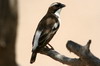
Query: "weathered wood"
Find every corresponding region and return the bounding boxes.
[67,40,100,66]
[39,40,100,66]
[0,0,18,66]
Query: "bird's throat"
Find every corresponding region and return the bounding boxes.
[54,9,62,18]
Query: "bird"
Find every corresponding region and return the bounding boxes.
[30,2,65,64]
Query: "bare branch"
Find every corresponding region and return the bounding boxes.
[39,40,100,66]
[39,47,82,66]
[67,40,100,66]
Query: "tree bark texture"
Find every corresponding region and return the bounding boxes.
[0,0,18,66]
[39,40,100,66]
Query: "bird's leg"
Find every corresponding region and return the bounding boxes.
[46,43,54,50]
[45,46,49,49]
[45,45,54,50]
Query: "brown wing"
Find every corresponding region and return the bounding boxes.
[38,17,59,47]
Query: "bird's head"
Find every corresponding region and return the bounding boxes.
[48,2,65,13]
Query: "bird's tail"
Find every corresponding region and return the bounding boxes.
[30,51,37,64]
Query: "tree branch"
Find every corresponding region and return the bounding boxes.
[67,40,100,66]
[39,47,81,66]
[39,40,100,66]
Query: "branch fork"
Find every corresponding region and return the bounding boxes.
[39,40,100,66]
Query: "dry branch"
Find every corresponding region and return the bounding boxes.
[39,40,100,66]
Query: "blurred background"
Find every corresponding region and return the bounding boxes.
[16,0,100,66]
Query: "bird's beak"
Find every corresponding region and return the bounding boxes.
[61,4,66,8]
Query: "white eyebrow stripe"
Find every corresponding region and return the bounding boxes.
[50,2,58,7]
[32,30,42,51]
